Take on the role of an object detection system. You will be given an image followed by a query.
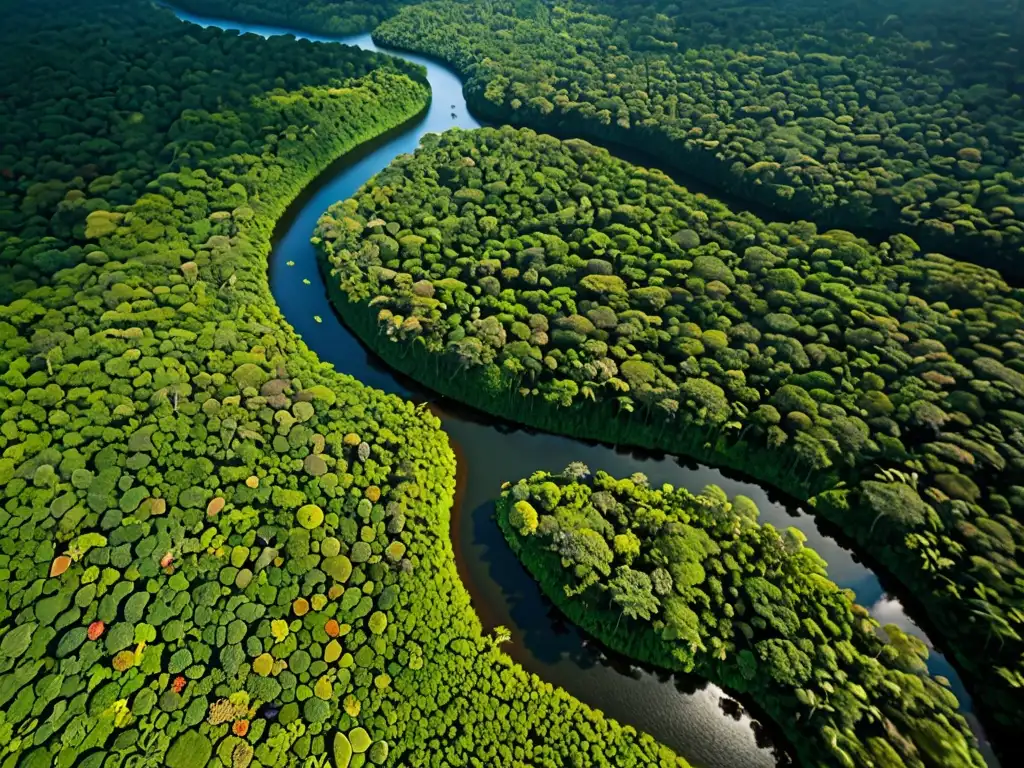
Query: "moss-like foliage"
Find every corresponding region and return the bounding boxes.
[166,730,213,768]
[498,467,983,768]
[373,0,1024,276]
[333,731,353,768]
[317,125,1024,736]
[0,3,693,767]
[349,725,372,752]
[297,504,325,530]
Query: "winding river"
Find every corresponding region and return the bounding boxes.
[169,6,995,766]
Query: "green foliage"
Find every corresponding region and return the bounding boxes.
[0,623,35,660]
[176,0,419,36]
[497,469,984,768]
[296,504,325,529]
[165,731,212,768]
[0,4,698,768]
[368,740,389,763]
[349,726,372,753]
[508,500,538,535]
[375,0,1024,275]
[333,732,353,768]
[317,124,1024,733]
[368,611,388,635]
[323,555,354,583]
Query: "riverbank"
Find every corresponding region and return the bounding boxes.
[171,4,999,765]
[313,112,1017,758]
[317,253,997,755]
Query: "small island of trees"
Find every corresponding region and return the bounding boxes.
[497,466,983,768]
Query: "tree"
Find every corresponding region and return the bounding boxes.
[908,399,949,433]
[612,531,641,564]
[491,625,512,647]
[792,431,832,481]
[862,481,932,534]
[679,378,730,425]
[879,624,929,675]
[827,415,869,464]
[544,378,579,407]
[552,527,613,594]
[661,595,704,658]
[608,567,659,628]
[756,638,812,687]
[509,500,539,535]
[620,359,657,392]
[563,461,591,482]
[448,335,489,373]
[533,481,562,512]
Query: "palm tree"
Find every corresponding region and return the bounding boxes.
[491,625,512,648]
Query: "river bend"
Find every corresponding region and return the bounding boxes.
[168,6,992,766]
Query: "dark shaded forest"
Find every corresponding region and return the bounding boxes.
[375,0,1024,276]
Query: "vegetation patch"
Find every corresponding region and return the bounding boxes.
[317,124,1024,737]
[0,3,690,766]
[374,0,1024,276]
[497,467,983,767]
[174,0,419,36]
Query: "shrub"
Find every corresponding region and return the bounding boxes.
[297,504,325,529]
[508,501,538,535]
[165,731,212,768]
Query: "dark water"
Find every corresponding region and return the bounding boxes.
[168,6,993,766]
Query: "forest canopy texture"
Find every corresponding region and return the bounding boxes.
[317,125,1024,740]
[0,2,695,767]
[173,0,420,36]
[373,0,1024,277]
[5,0,1024,765]
[497,468,983,768]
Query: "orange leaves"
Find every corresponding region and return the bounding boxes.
[50,555,71,577]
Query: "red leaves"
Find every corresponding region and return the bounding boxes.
[87,621,105,641]
[172,676,186,694]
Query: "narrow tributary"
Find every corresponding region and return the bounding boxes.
[169,6,993,766]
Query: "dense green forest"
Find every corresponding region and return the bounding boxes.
[0,2,695,766]
[497,468,983,768]
[316,125,1024,738]
[373,0,1024,276]
[173,0,419,35]
[6,0,1024,764]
